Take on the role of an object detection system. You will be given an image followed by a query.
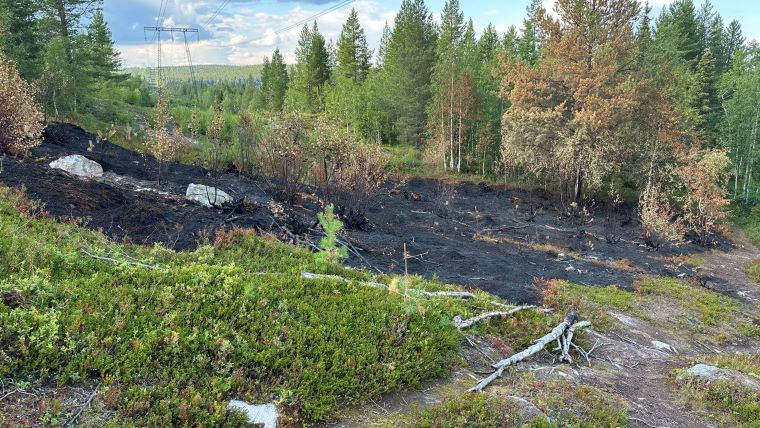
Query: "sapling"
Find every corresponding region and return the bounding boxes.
[316,204,348,265]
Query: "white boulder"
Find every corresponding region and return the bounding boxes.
[185,183,233,207]
[49,155,103,178]
[227,400,278,428]
[686,364,760,392]
[650,340,677,353]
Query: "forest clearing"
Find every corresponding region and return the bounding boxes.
[1,0,760,426]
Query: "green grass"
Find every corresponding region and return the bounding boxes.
[543,281,642,331]
[744,260,760,286]
[543,277,741,335]
[674,354,760,427]
[731,205,760,248]
[637,277,739,327]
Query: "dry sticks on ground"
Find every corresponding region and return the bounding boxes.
[299,271,476,299]
[454,305,537,329]
[468,310,591,392]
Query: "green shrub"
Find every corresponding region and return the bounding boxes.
[0,187,465,425]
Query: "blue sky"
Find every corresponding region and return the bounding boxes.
[103,0,760,68]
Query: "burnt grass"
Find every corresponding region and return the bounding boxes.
[0,123,725,304]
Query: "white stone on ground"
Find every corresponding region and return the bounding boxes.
[49,155,103,178]
[185,183,232,207]
[686,363,760,392]
[650,340,677,353]
[227,400,278,427]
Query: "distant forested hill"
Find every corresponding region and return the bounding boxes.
[124,64,265,83]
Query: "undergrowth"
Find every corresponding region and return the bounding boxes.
[0,186,468,425]
[674,354,760,427]
[543,277,742,335]
[389,372,628,427]
[0,185,558,425]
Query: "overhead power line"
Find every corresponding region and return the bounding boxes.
[204,0,231,28]
[274,0,353,35]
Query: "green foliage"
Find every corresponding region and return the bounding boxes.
[259,49,289,112]
[394,376,628,428]
[336,8,371,84]
[381,0,437,144]
[316,204,348,266]
[637,276,738,326]
[674,356,760,427]
[126,65,264,84]
[392,393,552,427]
[0,187,468,424]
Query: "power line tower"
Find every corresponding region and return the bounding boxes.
[143,26,200,101]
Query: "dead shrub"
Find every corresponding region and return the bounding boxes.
[258,113,309,203]
[213,227,257,248]
[638,183,683,248]
[0,53,43,155]
[433,180,456,218]
[312,122,388,228]
[676,149,731,245]
[148,93,184,184]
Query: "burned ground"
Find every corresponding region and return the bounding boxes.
[0,123,720,303]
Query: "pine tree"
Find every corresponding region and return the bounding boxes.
[289,22,329,112]
[383,0,437,144]
[501,0,641,201]
[517,0,542,66]
[336,8,371,83]
[0,0,43,79]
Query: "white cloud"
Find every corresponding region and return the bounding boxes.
[118,0,395,67]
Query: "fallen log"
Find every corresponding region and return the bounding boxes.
[468,311,579,392]
[300,272,476,299]
[454,305,537,329]
[420,291,475,299]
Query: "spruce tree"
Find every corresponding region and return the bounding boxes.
[268,49,289,111]
[376,22,391,68]
[517,0,542,66]
[83,9,121,82]
[695,50,719,146]
[336,8,371,83]
[383,0,437,144]
[724,20,744,65]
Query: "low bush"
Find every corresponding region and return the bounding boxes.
[0,185,469,425]
[676,149,731,246]
[0,53,43,155]
[638,183,684,248]
[674,356,760,427]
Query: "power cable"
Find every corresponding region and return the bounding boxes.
[274,0,353,34]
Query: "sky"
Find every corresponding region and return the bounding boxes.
[103,0,760,68]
